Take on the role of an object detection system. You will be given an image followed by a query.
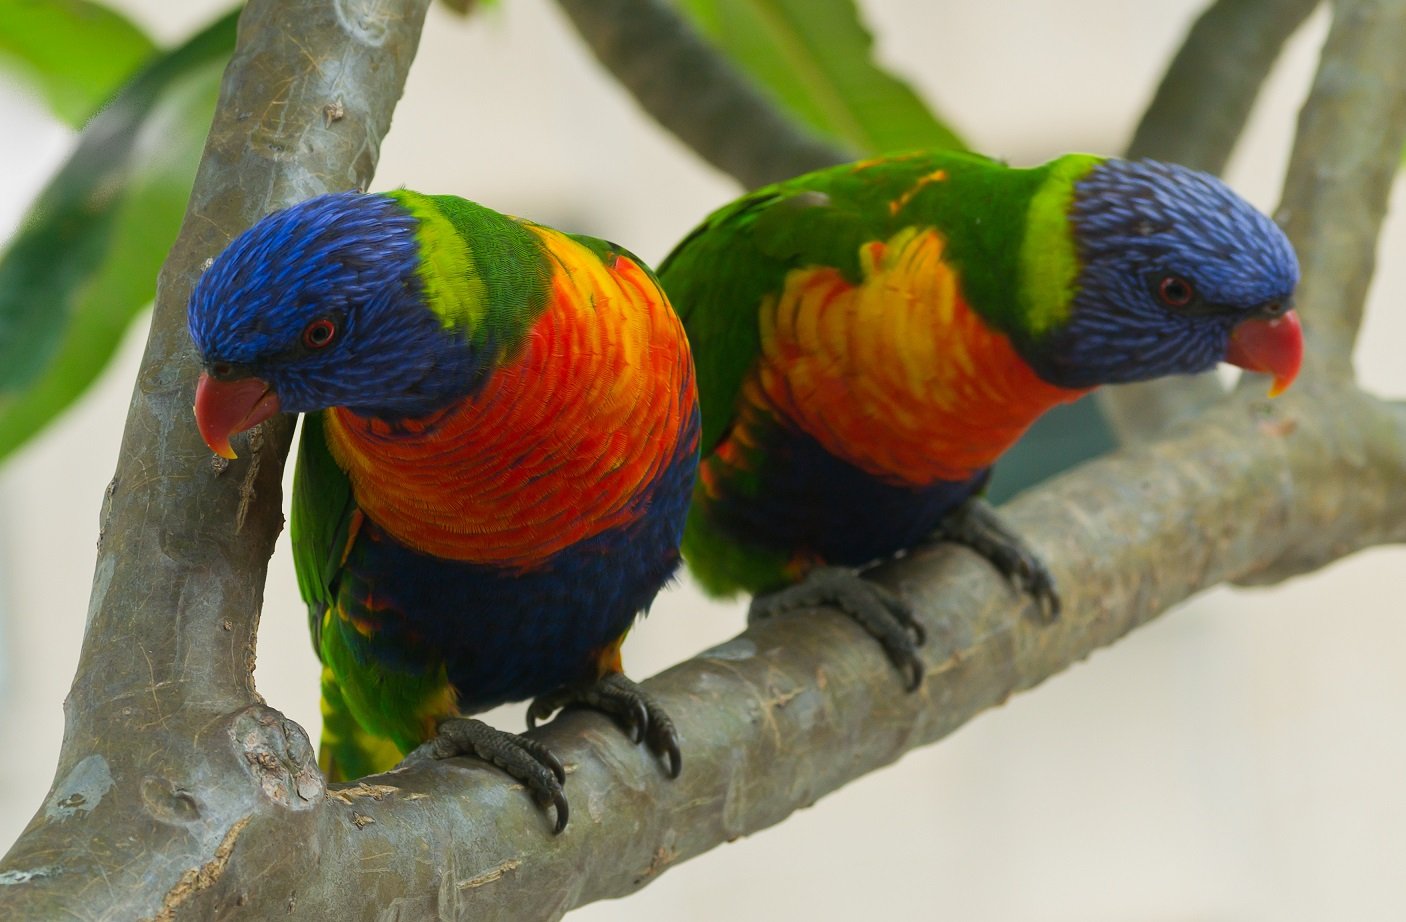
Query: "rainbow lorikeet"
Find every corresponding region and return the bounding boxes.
[661,151,1302,686]
[188,190,700,832]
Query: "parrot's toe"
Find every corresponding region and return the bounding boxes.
[927,496,1062,623]
[750,566,926,691]
[413,717,569,833]
[530,673,682,779]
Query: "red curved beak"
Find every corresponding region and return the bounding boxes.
[1225,310,1303,398]
[193,373,281,459]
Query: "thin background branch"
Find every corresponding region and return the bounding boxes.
[1276,0,1406,364]
[1127,0,1323,171]
[1101,0,1323,441]
[553,0,850,187]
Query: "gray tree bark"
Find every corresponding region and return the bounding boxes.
[1,0,1403,919]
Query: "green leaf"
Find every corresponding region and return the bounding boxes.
[0,10,237,463]
[0,0,156,127]
[675,0,964,155]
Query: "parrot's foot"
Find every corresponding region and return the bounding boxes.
[529,673,682,779]
[750,566,926,691]
[929,497,1060,622]
[410,718,569,833]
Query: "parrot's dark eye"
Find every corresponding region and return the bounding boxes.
[302,317,337,349]
[1156,275,1195,308]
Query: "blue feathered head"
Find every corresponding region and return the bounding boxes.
[1027,158,1302,393]
[188,192,477,457]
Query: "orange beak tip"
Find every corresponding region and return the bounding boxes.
[192,400,239,459]
[1225,310,1303,399]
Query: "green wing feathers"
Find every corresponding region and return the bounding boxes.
[291,412,461,780]
[658,149,1063,451]
[317,664,405,781]
[290,410,356,650]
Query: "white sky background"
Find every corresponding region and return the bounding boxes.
[1,2,1404,919]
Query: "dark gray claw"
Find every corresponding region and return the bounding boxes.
[410,717,568,833]
[750,566,926,691]
[928,496,1060,622]
[530,673,682,779]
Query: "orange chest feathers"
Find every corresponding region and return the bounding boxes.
[324,231,697,569]
[743,227,1088,486]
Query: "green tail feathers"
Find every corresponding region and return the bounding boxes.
[318,666,407,781]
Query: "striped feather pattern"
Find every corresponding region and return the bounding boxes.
[323,225,696,570]
[728,227,1087,489]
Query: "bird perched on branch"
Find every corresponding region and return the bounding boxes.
[189,190,700,833]
[661,151,1302,686]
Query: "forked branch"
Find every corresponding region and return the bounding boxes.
[1,1,1403,920]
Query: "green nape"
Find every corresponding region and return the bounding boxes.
[882,151,1103,339]
[1019,153,1103,335]
[384,189,552,357]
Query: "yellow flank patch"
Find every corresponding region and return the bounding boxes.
[749,227,1087,485]
[590,632,627,678]
[318,723,405,780]
[336,594,390,640]
[387,190,488,333]
[319,665,340,720]
[415,680,460,736]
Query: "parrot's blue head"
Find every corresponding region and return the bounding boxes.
[1028,158,1302,395]
[188,192,478,457]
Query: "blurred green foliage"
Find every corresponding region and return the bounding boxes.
[0,11,236,462]
[0,0,154,126]
[677,0,965,154]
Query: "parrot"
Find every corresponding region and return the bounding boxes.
[659,150,1302,687]
[188,190,700,832]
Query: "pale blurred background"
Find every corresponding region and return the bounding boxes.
[2,2,1404,919]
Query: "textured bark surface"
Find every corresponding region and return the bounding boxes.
[0,0,431,917]
[1,0,1404,919]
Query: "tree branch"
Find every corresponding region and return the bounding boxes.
[1127,0,1322,170]
[1103,0,1321,441]
[18,383,1400,921]
[3,1,1405,919]
[552,0,850,188]
[1277,0,1406,367]
[0,0,430,917]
